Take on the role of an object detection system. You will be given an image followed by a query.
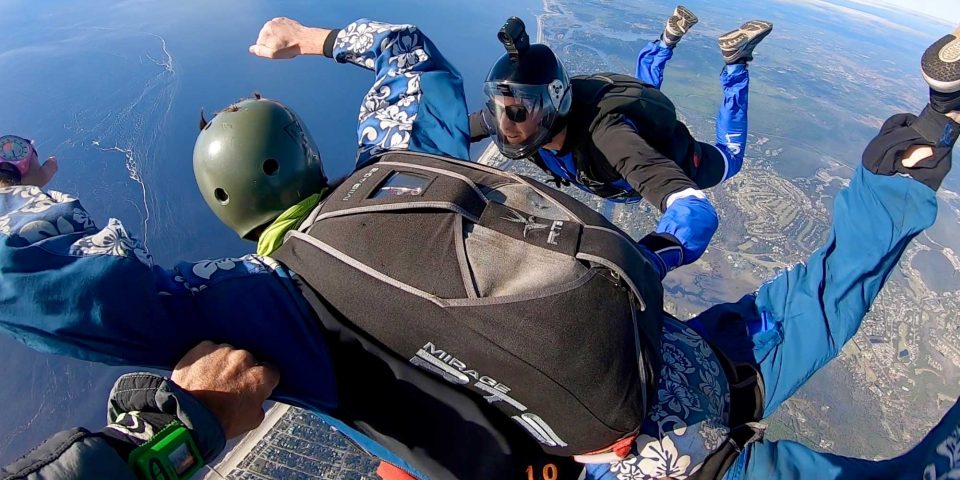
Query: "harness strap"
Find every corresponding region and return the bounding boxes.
[530,153,569,188]
[689,346,766,480]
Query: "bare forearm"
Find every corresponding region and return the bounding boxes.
[249,18,334,59]
[296,26,333,56]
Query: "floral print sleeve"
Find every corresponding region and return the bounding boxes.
[585,319,731,480]
[331,19,470,165]
[0,186,338,409]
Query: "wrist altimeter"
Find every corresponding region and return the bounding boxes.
[128,422,204,480]
[0,135,37,181]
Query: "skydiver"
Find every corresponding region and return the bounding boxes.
[2,16,960,480]
[471,7,771,278]
[1,18,583,480]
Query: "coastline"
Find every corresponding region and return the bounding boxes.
[536,0,560,43]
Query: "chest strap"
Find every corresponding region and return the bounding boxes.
[691,347,766,480]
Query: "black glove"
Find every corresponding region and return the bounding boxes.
[862,107,957,190]
[469,111,491,142]
[930,87,960,115]
[106,373,226,462]
[636,231,683,279]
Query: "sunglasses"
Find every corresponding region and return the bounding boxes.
[503,104,529,123]
[488,99,536,123]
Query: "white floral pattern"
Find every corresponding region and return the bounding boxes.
[70,218,153,267]
[334,20,427,162]
[661,380,701,417]
[171,254,280,295]
[612,436,692,480]
[637,436,692,479]
[925,425,960,480]
[1,187,150,267]
[20,196,58,214]
[72,208,94,230]
[698,418,729,451]
[605,319,731,480]
[335,21,413,68]
[360,85,392,122]
[193,258,238,280]
[662,342,697,384]
[393,48,428,71]
[0,185,44,199]
[19,218,74,243]
[49,190,76,203]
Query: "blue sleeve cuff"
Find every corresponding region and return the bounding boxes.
[636,232,684,279]
[655,194,718,265]
[635,243,668,280]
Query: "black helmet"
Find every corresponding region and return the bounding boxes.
[193,97,327,239]
[482,18,571,159]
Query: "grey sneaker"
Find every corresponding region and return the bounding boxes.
[922,25,960,93]
[661,5,698,47]
[718,20,773,64]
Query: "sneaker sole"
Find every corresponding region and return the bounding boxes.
[665,5,699,38]
[922,28,960,93]
[675,5,699,26]
[719,21,773,62]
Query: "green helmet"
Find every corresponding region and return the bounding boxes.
[193,97,327,239]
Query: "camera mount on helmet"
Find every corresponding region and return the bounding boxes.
[498,17,530,63]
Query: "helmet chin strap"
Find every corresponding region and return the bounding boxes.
[548,114,569,144]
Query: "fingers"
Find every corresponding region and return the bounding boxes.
[249,43,299,60]
[248,363,281,397]
[249,17,302,59]
[39,156,58,184]
[249,44,278,59]
[20,155,59,188]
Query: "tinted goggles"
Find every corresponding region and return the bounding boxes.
[503,104,529,123]
[487,95,542,124]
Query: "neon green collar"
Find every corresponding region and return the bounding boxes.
[256,190,325,256]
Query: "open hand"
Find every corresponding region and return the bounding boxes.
[172,341,280,439]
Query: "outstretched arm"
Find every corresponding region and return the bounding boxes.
[249,17,470,165]
[590,114,719,276]
[2,343,278,479]
[752,107,957,414]
[0,184,337,411]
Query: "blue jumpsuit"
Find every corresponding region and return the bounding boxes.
[636,39,749,183]
[0,18,955,480]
